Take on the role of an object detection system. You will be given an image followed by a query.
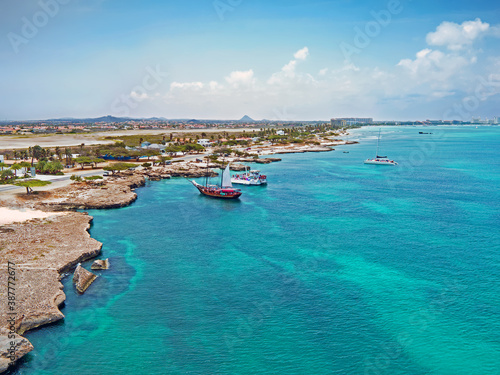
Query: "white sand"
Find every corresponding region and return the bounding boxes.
[0,207,66,225]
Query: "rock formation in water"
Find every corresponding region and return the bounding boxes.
[91,259,109,270]
[73,264,97,293]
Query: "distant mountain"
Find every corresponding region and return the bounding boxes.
[238,115,255,122]
[43,116,168,123]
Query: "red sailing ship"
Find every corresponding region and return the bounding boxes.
[191,162,242,199]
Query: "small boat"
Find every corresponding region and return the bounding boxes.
[191,162,242,199]
[364,129,398,166]
[231,167,267,185]
[343,151,349,154]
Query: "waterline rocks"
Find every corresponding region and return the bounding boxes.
[73,264,97,293]
[0,213,102,371]
[0,328,33,373]
[43,174,146,210]
[91,259,109,270]
[229,163,248,171]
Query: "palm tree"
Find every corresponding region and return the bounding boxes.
[55,147,63,161]
[64,148,73,166]
[10,163,22,176]
[29,145,44,166]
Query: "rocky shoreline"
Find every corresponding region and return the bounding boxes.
[0,213,102,372]
[0,142,354,372]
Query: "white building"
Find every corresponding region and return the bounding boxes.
[197,139,211,147]
[276,130,285,136]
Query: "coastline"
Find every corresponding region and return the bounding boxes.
[0,138,355,372]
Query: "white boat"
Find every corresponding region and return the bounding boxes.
[364,158,398,165]
[364,129,398,166]
[231,168,267,185]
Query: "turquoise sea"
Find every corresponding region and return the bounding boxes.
[10,126,500,375]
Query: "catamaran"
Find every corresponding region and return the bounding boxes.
[231,167,267,185]
[364,129,398,165]
[191,162,242,199]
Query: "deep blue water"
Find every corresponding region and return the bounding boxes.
[11,126,500,374]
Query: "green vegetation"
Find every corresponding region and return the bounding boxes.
[15,179,52,194]
[84,175,103,181]
[36,160,64,175]
[102,162,137,174]
[102,134,168,147]
[74,156,105,169]
[155,156,172,166]
[1,169,14,182]
[70,175,83,182]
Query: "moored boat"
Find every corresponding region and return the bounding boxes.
[231,168,267,185]
[364,158,398,165]
[364,129,398,166]
[191,163,242,199]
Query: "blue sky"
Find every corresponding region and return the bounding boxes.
[1,0,499,121]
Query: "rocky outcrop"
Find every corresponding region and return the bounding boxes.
[43,174,146,210]
[274,146,333,154]
[73,264,97,293]
[235,157,281,164]
[229,163,248,171]
[0,213,102,370]
[0,328,33,373]
[91,259,109,270]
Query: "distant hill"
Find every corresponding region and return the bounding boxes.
[43,116,168,123]
[238,115,255,122]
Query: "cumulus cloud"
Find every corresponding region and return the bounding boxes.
[268,47,311,85]
[225,69,255,87]
[159,28,499,121]
[294,47,309,60]
[170,82,204,90]
[130,91,149,101]
[426,18,491,50]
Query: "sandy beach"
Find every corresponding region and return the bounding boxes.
[0,207,67,225]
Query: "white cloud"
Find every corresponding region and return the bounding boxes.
[170,82,204,90]
[426,18,490,50]
[268,47,311,85]
[294,47,309,60]
[158,28,500,121]
[225,69,255,87]
[130,91,149,101]
[208,81,223,91]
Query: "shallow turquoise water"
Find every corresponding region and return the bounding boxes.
[12,126,500,374]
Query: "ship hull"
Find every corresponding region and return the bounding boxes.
[364,159,398,165]
[192,181,242,199]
